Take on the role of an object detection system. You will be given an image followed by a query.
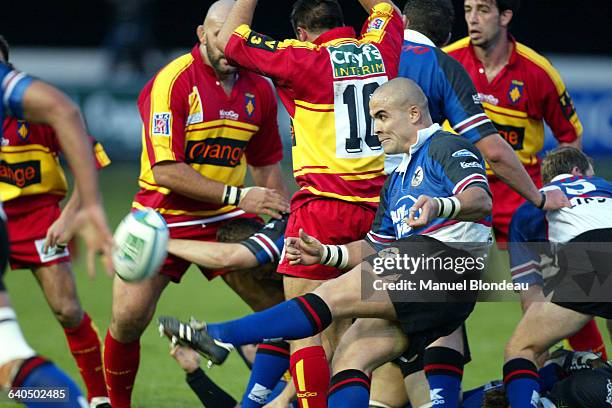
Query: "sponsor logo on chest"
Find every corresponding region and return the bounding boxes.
[185,137,247,167]
[0,160,42,188]
[328,43,385,78]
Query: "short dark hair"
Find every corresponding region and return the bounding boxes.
[216,218,263,243]
[481,387,508,408]
[0,35,9,63]
[541,146,591,184]
[495,0,520,14]
[290,0,344,34]
[403,0,455,47]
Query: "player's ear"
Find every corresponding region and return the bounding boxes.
[196,25,206,44]
[499,9,513,28]
[402,15,409,29]
[409,105,421,123]
[295,27,308,42]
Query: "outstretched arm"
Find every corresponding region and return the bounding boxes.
[167,239,258,270]
[358,0,400,14]
[217,0,258,52]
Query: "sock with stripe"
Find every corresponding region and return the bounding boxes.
[568,318,607,360]
[291,346,330,408]
[104,331,140,408]
[242,341,291,407]
[424,347,464,407]
[327,369,371,408]
[13,356,87,408]
[503,358,540,408]
[63,312,108,401]
[187,367,236,407]
[207,294,332,345]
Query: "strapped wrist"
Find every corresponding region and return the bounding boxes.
[434,196,461,219]
[321,244,349,269]
[222,185,242,206]
[537,191,547,210]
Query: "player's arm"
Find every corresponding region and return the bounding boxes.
[358,0,401,14]
[249,163,289,199]
[217,0,257,53]
[19,80,114,275]
[285,231,368,271]
[167,239,257,270]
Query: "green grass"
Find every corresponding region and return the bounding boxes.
[5,162,612,406]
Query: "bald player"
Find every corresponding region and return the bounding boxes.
[103,1,289,406]
[160,78,492,407]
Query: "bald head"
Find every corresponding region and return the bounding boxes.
[204,0,234,29]
[372,78,429,115]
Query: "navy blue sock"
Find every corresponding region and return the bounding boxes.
[503,358,540,408]
[538,362,561,393]
[207,294,332,345]
[424,347,464,407]
[242,341,291,407]
[14,356,86,408]
[328,369,370,408]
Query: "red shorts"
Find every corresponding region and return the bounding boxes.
[7,204,70,270]
[278,198,375,280]
[489,164,542,244]
[162,212,261,283]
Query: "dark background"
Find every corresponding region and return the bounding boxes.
[1,0,610,55]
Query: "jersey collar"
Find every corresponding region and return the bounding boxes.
[550,173,574,183]
[403,29,435,47]
[395,123,442,173]
[313,26,356,45]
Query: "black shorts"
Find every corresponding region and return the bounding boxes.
[548,367,612,407]
[0,217,8,291]
[374,235,478,363]
[552,228,612,319]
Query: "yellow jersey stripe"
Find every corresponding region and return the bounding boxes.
[294,100,335,110]
[185,119,259,133]
[515,43,566,95]
[482,102,528,119]
[442,37,471,54]
[303,186,380,202]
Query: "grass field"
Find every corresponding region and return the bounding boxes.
[4,162,612,407]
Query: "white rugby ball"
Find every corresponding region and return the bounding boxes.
[112,208,169,282]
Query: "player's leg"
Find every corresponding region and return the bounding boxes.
[328,318,408,408]
[105,272,171,408]
[222,264,285,312]
[503,301,592,407]
[33,262,108,404]
[421,326,466,407]
[369,363,409,408]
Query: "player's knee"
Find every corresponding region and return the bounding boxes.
[110,309,150,341]
[52,301,83,328]
[313,282,356,318]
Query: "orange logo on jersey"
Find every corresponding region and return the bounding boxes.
[0,160,41,188]
[507,80,524,104]
[495,123,525,150]
[186,137,247,167]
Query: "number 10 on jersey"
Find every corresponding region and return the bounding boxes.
[333,78,386,159]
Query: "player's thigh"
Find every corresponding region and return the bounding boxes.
[222,266,284,312]
[33,262,82,322]
[110,273,170,341]
[370,362,410,408]
[331,318,408,375]
[506,301,591,359]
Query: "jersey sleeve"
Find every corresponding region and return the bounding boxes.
[239,213,288,265]
[137,74,189,166]
[428,135,490,196]
[359,3,403,75]
[537,62,583,144]
[435,50,497,144]
[225,26,303,88]
[244,79,283,167]
[366,175,396,246]
[91,138,111,170]
[508,203,547,286]
[1,64,34,120]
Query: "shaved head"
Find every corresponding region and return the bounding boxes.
[369,78,433,154]
[204,0,234,29]
[372,78,429,114]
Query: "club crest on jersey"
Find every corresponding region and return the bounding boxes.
[328,43,385,79]
[16,121,30,141]
[508,80,524,104]
[245,93,256,117]
[411,166,424,187]
[152,113,171,136]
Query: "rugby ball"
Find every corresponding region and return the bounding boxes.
[112,208,168,282]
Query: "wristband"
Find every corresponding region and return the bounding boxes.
[434,196,461,219]
[537,191,547,210]
[222,185,242,206]
[321,244,349,269]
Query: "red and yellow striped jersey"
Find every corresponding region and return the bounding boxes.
[444,37,582,177]
[132,45,283,223]
[225,3,403,211]
[0,118,110,216]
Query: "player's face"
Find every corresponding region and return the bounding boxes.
[370,98,416,155]
[464,0,503,48]
[203,22,237,76]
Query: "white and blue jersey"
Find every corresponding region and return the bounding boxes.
[398,31,496,145]
[240,213,288,265]
[367,124,492,246]
[509,175,612,285]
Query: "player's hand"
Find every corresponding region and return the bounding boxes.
[71,204,115,278]
[238,187,290,219]
[170,344,201,374]
[542,188,571,211]
[407,195,438,228]
[263,397,292,408]
[43,211,73,255]
[285,228,324,266]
